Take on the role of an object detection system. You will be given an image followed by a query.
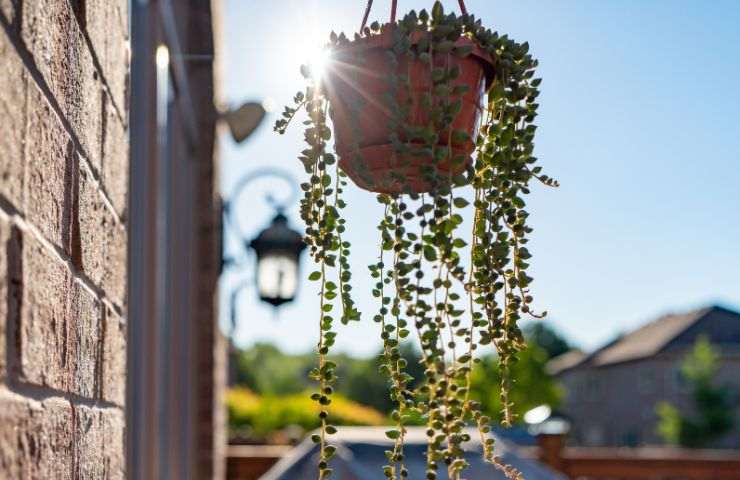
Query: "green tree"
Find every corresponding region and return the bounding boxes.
[656,336,735,447]
[469,344,563,424]
[339,344,424,413]
[235,342,312,395]
[523,321,572,359]
[232,343,424,414]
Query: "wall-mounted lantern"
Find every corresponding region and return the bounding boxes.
[222,167,305,337]
[249,212,306,307]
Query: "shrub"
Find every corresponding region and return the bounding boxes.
[227,388,386,439]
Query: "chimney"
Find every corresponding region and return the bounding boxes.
[537,433,566,473]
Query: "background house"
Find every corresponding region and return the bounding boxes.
[550,305,740,448]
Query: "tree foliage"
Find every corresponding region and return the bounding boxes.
[656,337,735,447]
[232,339,564,430]
[233,342,425,413]
[523,322,572,359]
[234,342,311,395]
[228,388,386,440]
[469,343,562,424]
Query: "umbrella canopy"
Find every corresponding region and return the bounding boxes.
[261,427,565,480]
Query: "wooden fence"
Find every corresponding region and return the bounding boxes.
[226,445,291,480]
[225,435,740,480]
[537,434,740,480]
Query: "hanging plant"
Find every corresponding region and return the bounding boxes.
[275,1,558,479]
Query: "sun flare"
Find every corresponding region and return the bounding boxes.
[307,46,331,80]
[291,27,332,80]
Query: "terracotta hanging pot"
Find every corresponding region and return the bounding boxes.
[324,26,495,194]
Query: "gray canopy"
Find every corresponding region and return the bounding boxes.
[261,427,564,480]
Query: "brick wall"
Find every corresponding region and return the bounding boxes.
[0,0,129,477]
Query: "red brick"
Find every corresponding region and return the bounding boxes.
[0,32,26,208]
[0,389,75,479]
[74,404,125,478]
[21,0,104,174]
[102,306,126,406]
[24,81,75,255]
[18,233,102,398]
[83,0,129,122]
[0,389,125,479]
[78,166,127,306]
[102,99,129,218]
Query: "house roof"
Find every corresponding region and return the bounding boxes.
[261,427,566,480]
[551,305,740,374]
[546,350,586,376]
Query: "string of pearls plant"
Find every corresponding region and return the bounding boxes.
[276,3,557,479]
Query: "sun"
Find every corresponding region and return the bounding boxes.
[307,46,331,80]
[291,28,332,81]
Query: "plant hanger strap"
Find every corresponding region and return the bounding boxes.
[361,0,469,31]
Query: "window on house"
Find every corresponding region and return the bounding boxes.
[585,425,605,446]
[622,430,641,447]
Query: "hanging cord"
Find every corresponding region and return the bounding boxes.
[361,0,469,32]
[360,0,374,31]
[458,0,468,16]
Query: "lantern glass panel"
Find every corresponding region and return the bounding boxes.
[256,252,298,303]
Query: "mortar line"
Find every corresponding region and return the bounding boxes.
[0,383,124,411]
[0,17,127,225]
[77,149,126,227]
[64,0,128,127]
[0,201,126,320]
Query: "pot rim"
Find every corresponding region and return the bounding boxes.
[330,23,496,87]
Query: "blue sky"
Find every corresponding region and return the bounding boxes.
[219,0,740,357]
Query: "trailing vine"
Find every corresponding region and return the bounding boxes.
[276,2,557,479]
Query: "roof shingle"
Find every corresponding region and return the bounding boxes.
[551,305,740,373]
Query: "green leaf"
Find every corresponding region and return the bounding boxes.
[385,429,400,440]
[432,1,444,21]
[451,129,471,143]
[308,271,322,281]
[423,246,437,262]
[436,41,454,54]
[489,81,505,102]
[453,197,469,208]
[453,45,474,58]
